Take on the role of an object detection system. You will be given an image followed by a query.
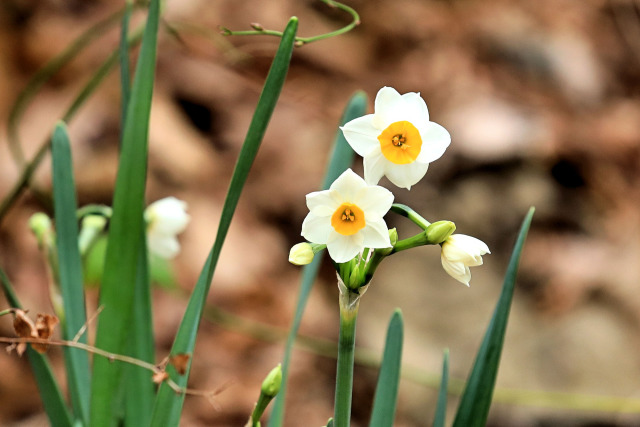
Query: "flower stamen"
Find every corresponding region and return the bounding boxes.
[331,203,365,236]
[378,121,422,164]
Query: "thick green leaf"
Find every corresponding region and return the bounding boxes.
[51,123,91,425]
[452,207,535,427]
[268,91,366,427]
[369,309,403,427]
[124,235,155,426]
[0,268,74,427]
[89,0,160,424]
[149,17,299,427]
[433,349,449,427]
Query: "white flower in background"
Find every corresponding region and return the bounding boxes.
[301,169,393,263]
[440,234,490,286]
[145,197,190,259]
[341,86,451,189]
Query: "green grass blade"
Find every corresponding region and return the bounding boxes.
[119,0,132,131]
[124,234,155,426]
[149,17,299,427]
[89,0,161,424]
[433,349,449,427]
[268,91,366,427]
[452,207,535,427]
[51,123,91,425]
[0,269,74,427]
[369,309,403,427]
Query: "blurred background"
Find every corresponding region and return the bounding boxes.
[1,0,640,425]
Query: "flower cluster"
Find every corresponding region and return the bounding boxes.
[291,86,489,288]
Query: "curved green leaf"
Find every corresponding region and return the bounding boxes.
[452,207,535,427]
[149,17,299,427]
[433,349,449,427]
[51,123,90,425]
[369,309,403,427]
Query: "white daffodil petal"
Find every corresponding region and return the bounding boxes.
[326,232,364,263]
[401,92,429,121]
[146,197,190,235]
[416,122,451,163]
[354,185,394,218]
[385,161,430,190]
[363,150,387,186]
[373,87,404,127]
[441,256,471,286]
[306,190,341,216]
[301,212,332,244]
[360,218,392,248]
[340,115,380,156]
[440,234,489,286]
[330,169,367,201]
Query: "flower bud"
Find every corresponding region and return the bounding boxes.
[78,214,108,255]
[29,213,53,247]
[289,243,314,265]
[388,228,398,246]
[425,220,456,245]
[261,364,282,398]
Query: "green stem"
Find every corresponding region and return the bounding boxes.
[334,281,361,427]
[222,0,360,46]
[390,203,431,230]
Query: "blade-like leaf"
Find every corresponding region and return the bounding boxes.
[369,309,403,427]
[452,207,535,427]
[268,91,366,427]
[51,123,91,425]
[149,17,299,427]
[89,0,160,424]
[124,235,155,426]
[0,269,74,427]
[433,349,449,427]
[119,0,133,132]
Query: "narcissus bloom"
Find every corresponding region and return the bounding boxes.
[440,234,490,286]
[145,197,190,259]
[341,87,451,189]
[301,169,393,263]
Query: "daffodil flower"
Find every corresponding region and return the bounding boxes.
[145,197,190,259]
[341,86,451,189]
[301,169,393,263]
[440,234,490,286]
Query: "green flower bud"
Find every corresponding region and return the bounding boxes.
[388,228,398,246]
[425,220,456,245]
[29,213,53,246]
[289,243,314,265]
[78,214,108,255]
[261,364,282,398]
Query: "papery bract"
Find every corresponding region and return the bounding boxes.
[301,169,393,263]
[341,86,451,189]
[440,234,490,286]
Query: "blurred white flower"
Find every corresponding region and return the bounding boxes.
[341,86,451,189]
[145,197,190,259]
[441,234,490,286]
[301,169,393,263]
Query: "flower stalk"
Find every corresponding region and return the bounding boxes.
[333,276,366,427]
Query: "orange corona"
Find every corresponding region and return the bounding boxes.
[377,120,422,164]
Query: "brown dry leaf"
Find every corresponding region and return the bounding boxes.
[169,353,191,375]
[32,314,59,353]
[12,309,38,356]
[152,370,170,384]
